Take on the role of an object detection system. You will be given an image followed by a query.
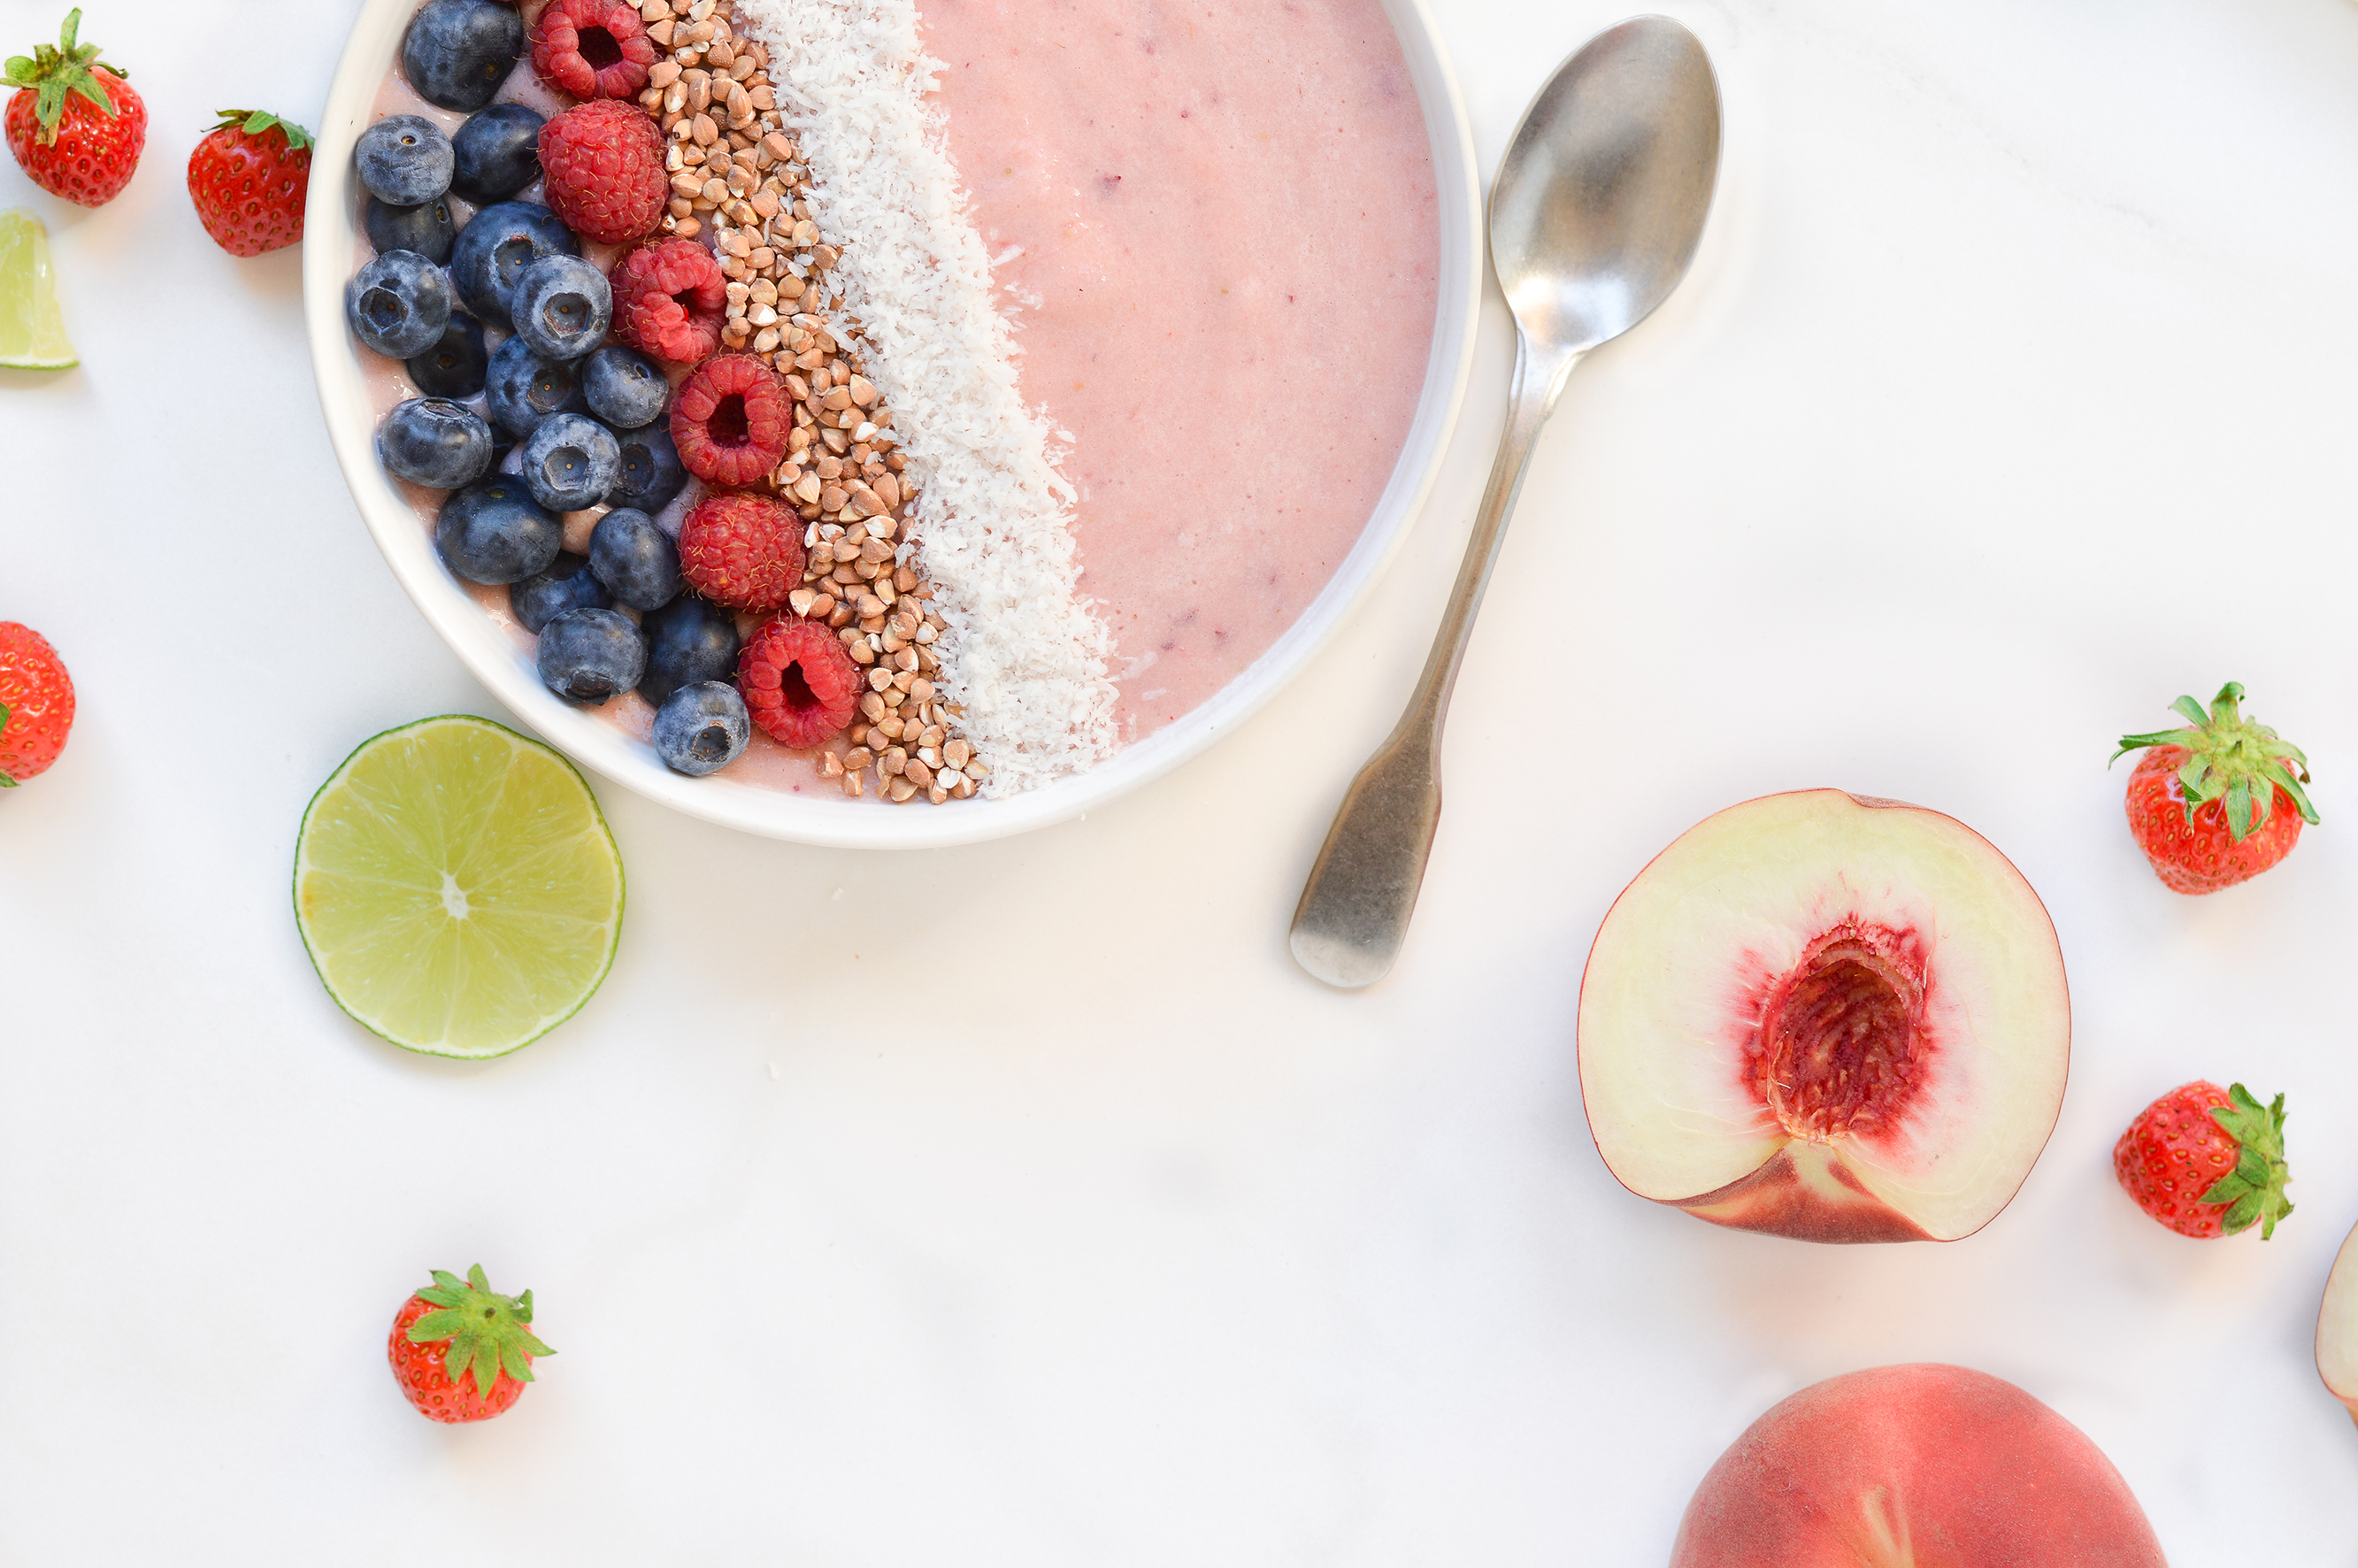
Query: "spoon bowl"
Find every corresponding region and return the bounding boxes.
[1290,16,1721,988]
[1493,19,1721,355]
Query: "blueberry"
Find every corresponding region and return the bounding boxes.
[484,334,588,440]
[450,103,544,203]
[582,344,669,429]
[345,250,453,359]
[449,200,579,328]
[521,412,621,513]
[355,115,454,207]
[606,426,688,513]
[637,593,742,709]
[537,608,647,705]
[509,552,612,633]
[588,507,680,611]
[652,681,750,777]
[379,398,494,489]
[364,196,456,265]
[405,310,489,398]
[401,0,524,112]
[436,475,563,584]
[511,254,612,363]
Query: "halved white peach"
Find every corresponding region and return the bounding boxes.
[2319,1218,2358,1428]
[1578,790,2070,1243]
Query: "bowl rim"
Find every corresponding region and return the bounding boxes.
[303,0,1484,849]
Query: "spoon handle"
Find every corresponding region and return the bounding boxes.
[1287,334,1582,988]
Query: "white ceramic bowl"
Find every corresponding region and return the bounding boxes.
[304,0,1482,849]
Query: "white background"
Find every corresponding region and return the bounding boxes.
[6,0,2358,1561]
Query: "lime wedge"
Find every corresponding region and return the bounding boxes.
[294,716,625,1059]
[0,208,76,370]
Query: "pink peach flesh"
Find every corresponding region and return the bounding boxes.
[1670,1364,2167,1568]
[2319,1218,2358,1427]
[1578,790,2070,1243]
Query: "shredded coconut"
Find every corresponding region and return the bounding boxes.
[734,0,1121,796]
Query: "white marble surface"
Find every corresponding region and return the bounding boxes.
[7,0,2358,1560]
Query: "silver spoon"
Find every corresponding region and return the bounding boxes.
[1288,16,1722,989]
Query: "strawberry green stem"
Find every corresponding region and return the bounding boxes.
[2201,1083,2293,1240]
[4,10,130,146]
[2112,680,2318,842]
[407,1264,554,1398]
[0,699,14,786]
[211,109,312,152]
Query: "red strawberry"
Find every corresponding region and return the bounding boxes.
[538,99,665,246]
[679,491,806,611]
[672,353,793,487]
[739,617,862,748]
[0,621,74,786]
[531,0,657,101]
[4,9,144,207]
[2114,681,2317,894]
[611,236,727,364]
[388,1264,554,1424]
[186,110,311,257]
[2114,1081,2293,1240]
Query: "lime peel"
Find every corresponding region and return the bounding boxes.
[294,715,625,1059]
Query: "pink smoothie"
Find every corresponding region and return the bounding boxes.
[918,0,1440,738]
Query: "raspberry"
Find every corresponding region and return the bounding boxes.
[530,0,657,100]
[678,492,807,612]
[609,238,727,365]
[738,618,862,749]
[0,622,75,785]
[671,354,794,487]
[537,101,664,246]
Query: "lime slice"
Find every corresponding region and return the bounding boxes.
[0,209,76,370]
[294,716,625,1058]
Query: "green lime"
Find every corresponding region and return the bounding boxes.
[0,208,76,370]
[294,716,625,1059]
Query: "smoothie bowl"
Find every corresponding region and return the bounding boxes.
[305,0,1480,848]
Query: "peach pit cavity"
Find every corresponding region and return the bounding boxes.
[1751,921,1929,1142]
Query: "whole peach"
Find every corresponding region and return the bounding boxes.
[1671,1364,2165,1567]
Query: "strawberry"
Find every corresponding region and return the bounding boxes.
[2114,1081,2293,1240]
[2113,681,2318,894]
[187,110,311,257]
[0,621,74,786]
[388,1264,554,1424]
[4,9,144,208]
